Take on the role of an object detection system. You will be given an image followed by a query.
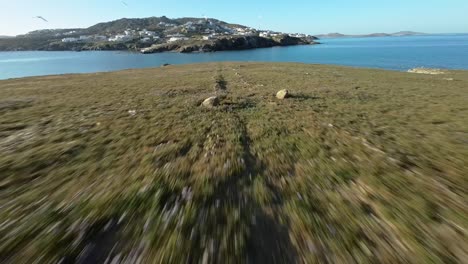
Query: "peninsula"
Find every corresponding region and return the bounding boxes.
[0,16,318,53]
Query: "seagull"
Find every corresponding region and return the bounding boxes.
[34,16,48,22]
[121,1,128,6]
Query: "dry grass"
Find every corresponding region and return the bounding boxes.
[0,62,467,263]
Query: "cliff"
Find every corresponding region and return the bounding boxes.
[141,35,317,54]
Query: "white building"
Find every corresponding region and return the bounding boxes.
[63,31,76,36]
[240,32,256,36]
[62,37,78,43]
[289,33,306,38]
[79,35,92,41]
[159,22,176,27]
[109,35,134,42]
[139,30,157,37]
[168,37,189,42]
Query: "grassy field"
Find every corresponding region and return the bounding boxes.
[0,63,467,263]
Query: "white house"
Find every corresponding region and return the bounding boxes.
[63,31,76,36]
[289,33,306,38]
[62,37,78,43]
[79,36,94,42]
[139,30,157,37]
[109,35,134,42]
[168,37,189,42]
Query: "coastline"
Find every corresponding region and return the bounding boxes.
[0,35,318,53]
[2,34,468,80]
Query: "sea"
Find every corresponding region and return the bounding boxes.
[1,34,467,80]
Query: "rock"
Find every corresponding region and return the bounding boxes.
[202,96,219,108]
[408,68,445,75]
[276,89,290,99]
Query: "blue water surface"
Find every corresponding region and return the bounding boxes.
[1,34,467,79]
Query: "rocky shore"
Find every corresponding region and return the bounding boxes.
[140,35,318,54]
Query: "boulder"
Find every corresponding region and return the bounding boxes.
[202,96,219,108]
[276,89,290,99]
[408,68,445,75]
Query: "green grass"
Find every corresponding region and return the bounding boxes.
[0,63,467,263]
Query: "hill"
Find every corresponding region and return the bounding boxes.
[316,31,426,38]
[0,16,317,52]
[1,63,466,263]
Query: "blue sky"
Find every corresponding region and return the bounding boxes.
[0,0,467,35]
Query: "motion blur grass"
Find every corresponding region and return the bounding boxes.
[0,63,467,263]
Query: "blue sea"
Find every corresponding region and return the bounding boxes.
[1,34,467,80]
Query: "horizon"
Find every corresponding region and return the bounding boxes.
[1,0,468,36]
[1,15,467,37]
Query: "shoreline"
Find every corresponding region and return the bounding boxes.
[0,62,464,82]
[0,60,465,81]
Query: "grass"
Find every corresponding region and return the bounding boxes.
[0,62,467,263]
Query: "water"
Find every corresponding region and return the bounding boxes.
[1,34,467,79]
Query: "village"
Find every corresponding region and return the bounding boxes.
[60,19,315,45]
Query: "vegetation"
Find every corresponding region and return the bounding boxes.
[0,63,467,263]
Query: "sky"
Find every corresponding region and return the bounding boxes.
[0,0,467,36]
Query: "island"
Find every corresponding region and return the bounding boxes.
[0,16,319,53]
[316,31,426,38]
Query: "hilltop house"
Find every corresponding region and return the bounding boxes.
[289,33,307,38]
[109,35,134,42]
[62,37,78,43]
[139,30,157,37]
[158,22,176,27]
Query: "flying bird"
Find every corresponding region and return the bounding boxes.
[121,1,128,6]
[34,16,48,22]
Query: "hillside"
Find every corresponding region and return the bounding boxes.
[0,16,317,52]
[316,31,426,38]
[1,63,466,263]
